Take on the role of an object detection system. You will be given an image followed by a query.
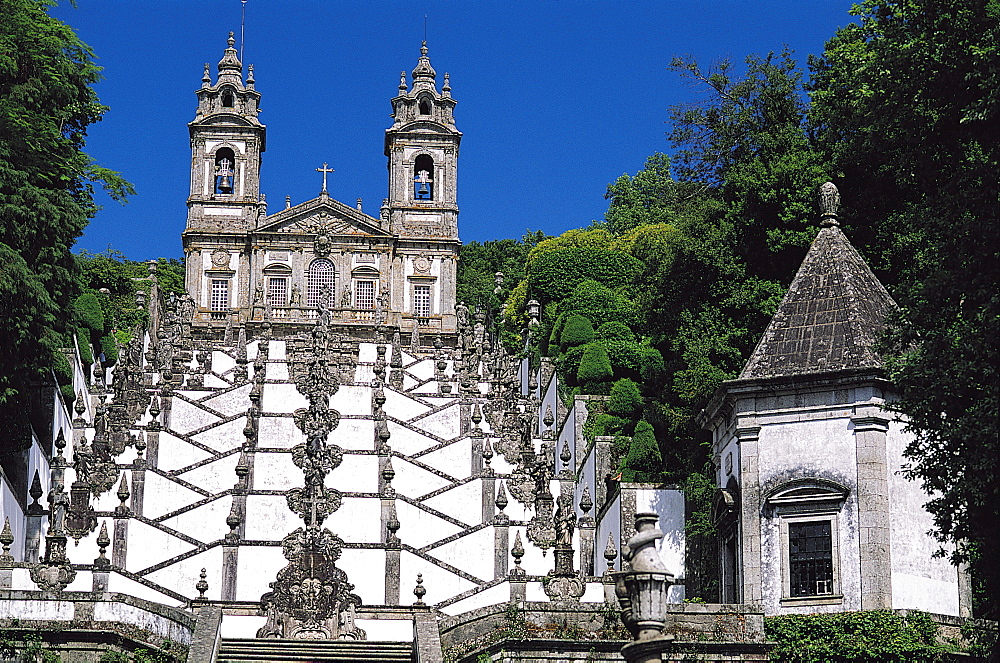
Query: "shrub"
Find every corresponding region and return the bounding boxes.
[100,334,119,367]
[547,311,570,356]
[557,344,588,387]
[637,346,666,385]
[74,330,94,365]
[597,321,635,342]
[560,314,595,350]
[764,610,948,662]
[577,342,613,394]
[621,420,662,482]
[607,379,643,419]
[528,246,642,305]
[72,292,105,333]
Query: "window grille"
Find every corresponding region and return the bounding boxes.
[268,277,288,307]
[210,280,229,312]
[789,521,834,596]
[307,259,335,307]
[355,280,375,310]
[413,285,431,317]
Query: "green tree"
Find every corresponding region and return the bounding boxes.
[808,0,1000,626]
[0,0,132,453]
[457,232,546,313]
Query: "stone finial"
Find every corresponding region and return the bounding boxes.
[74,391,86,418]
[604,532,618,572]
[496,481,508,512]
[285,195,291,209]
[28,470,44,513]
[226,499,241,543]
[0,517,14,565]
[196,568,209,598]
[511,531,526,576]
[560,441,572,472]
[579,486,593,516]
[442,72,451,96]
[413,573,427,605]
[115,474,130,516]
[819,181,840,227]
[382,458,396,486]
[134,432,147,460]
[482,437,493,466]
[247,64,255,87]
[202,63,211,86]
[94,521,110,567]
[399,70,408,92]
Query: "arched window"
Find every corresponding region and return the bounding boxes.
[418,98,431,115]
[221,89,234,108]
[414,154,434,200]
[214,147,236,194]
[307,259,336,307]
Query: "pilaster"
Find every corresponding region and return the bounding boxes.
[852,415,892,609]
[736,425,762,603]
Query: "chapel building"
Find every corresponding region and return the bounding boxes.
[701,185,970,617]
[181,35,461,340]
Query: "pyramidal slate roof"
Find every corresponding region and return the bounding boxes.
[739,221,896,380]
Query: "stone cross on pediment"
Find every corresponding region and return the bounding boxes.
[316,163,334,194]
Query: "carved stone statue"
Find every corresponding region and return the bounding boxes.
[252,283,264,305]
[340,286,352,308]
[290,283,303,306]
[554,494,575,547]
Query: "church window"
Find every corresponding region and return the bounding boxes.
[413,284,432,318]
[307,259,336,307]
[355,280,375,310]
[418,98,431,115]
[268,277,288,307]
[221,89,234,108]
[210,279,229,312]
[788,521,835,597]
[414,154,434,200]
[214,147,236,194]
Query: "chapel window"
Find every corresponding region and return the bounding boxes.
[221,89,234,108]
[307,259,336,307]
[414,154,434,200]
[413,284,432,319]
[210,279,230,312]
[355,280,376,310]
[214,147,236,194]
[788,521,835,597]
[418,98,431,115]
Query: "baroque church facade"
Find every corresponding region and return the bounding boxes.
[182,34,460,339]
[0,33,974,663]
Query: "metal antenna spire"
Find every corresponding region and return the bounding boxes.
[240,0,247,62]
[424,14,427,43]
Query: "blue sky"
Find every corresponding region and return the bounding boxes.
[53,1,857,260]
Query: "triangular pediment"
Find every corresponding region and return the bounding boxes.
[255,195,392,238]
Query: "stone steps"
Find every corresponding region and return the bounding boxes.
[217,638,414,663]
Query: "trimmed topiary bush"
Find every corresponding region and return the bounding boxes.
[607,378,643,419]
[577,342,613,394]
[72,292,105,333]
[100,334,119,367]
[560,314,595,350]
[621,420,662,482]
[74,330,94,365]
[596,321,635,343]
